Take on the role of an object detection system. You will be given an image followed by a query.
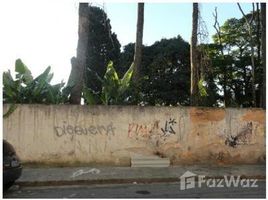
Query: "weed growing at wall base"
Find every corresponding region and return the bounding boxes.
[179,171,258,190]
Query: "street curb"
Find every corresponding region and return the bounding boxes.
[16,175,266,187]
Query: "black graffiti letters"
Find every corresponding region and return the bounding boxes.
[161,118,177,136]
[54,121,115,139]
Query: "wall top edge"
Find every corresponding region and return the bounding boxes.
[2,103,266,111]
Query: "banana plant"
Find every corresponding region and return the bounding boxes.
[3,59,72,117]
[83,62,134,105]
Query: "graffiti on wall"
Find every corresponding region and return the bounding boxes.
[161,118,177,136]
[127,117,182,145]
[54,121,115,140]
[224,122,254,148]
[54,116,184,144]
[128,120,160,138]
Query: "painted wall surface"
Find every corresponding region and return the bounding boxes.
[3,104,266,165]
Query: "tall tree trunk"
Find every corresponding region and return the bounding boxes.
[213,7,228,107]
[256,3,261,69]
[237,3,256,107]
[68,3,90,104]
[132,3,144,82]
[261,3,266,109]
[249,27,256,107]
[256,3,262,107]
[190,3,199,106]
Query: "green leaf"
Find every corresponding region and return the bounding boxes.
[104,61,119,83]
[3,71,18,102]
[102,61,120,104]
[46,82,64,104]
[83,87,100,105]
[198,78,208,97]
[3,70,14,83]
[119,62,134,94]
[15,59,33,84]
[32,66,51,97]
[34,66,51,82]
[46,70,54,83]
[3,104,18,118]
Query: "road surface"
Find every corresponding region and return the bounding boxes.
[4,181,266,198]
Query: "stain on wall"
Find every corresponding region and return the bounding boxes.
[242,110,265,124]
[190,107,225,123]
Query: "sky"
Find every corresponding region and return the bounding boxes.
[0,1,253,85]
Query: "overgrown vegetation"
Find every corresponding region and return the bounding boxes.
[83,62,133,105]
[3,6,265,109]
[84,6,121,94]
[3,59,71,104]
[3,59,72,117]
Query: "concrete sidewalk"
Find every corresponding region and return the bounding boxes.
[16,165,266,187]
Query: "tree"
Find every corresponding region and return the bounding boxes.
[197,44,220,107]
[132,3,144,82]
[209,8,263,107]
[119,35,191,106]
[85,6,121,96]
[261,3,266,109]
[256,3,262,106]
[237,3,257,107]
[190,3,199,106]
[68,3,90,104]
[117,43,135,78]
[212,8,229,107]
[142,36,191,106]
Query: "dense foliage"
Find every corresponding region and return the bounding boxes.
[85,6,121,93]
[3,7,265,108]
[115,36,191,106]
[3,59,71,104]
[206,11,263,107]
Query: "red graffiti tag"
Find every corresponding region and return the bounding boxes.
[128,121,159,138]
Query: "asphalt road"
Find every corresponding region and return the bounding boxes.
[4,181,266,198]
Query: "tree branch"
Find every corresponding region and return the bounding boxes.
[213,7,224,55]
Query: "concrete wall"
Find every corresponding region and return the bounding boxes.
[3,104,266,165]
